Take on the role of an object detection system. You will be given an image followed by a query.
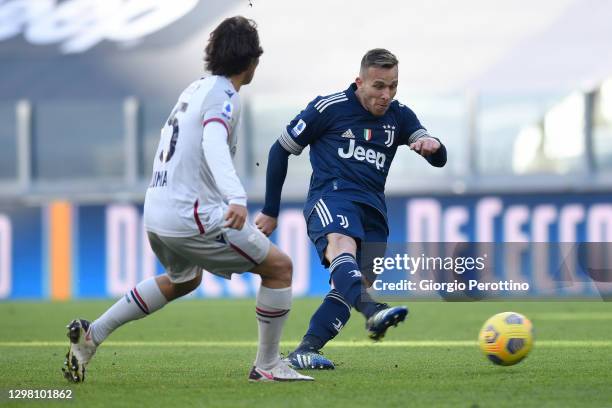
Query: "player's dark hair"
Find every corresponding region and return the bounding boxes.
[360,48,398,72]
[204,16,263,77]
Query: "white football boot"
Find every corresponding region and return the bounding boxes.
[248,360,314,382]
[62,319,97,383]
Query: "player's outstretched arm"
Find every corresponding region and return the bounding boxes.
[256,141,291,236]
[425,142,447,167]
[410,137,447,167]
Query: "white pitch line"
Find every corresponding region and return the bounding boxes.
[529,313,612,320]
[0,340,611,347]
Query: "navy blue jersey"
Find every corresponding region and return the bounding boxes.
[278,83,432,225]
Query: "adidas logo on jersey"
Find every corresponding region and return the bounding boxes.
[341,129,355,139]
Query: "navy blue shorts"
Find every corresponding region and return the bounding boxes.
[305,197,388,282]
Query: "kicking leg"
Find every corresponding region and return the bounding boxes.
[324,234,380,317]
[325,234,407,341]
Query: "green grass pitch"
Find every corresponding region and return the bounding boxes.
[1,299,611,407]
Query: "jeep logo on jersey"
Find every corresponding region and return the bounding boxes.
[291,119,306,137]
[0,0,199,54]
[338,139,386,170]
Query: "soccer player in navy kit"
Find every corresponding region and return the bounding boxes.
[255,49,447,369]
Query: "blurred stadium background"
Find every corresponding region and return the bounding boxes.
[0,0,611,301]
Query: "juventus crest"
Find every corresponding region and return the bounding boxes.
[383,124,395,147]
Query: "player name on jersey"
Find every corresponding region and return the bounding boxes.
[149,170,168,188]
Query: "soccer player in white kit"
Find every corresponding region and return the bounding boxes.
[62,16,312,383]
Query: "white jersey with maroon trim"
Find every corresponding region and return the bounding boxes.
[144,75,243,237]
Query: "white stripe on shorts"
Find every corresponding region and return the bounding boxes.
[314,203,329,227]
[318,199,333,224]
[315,201,331,226]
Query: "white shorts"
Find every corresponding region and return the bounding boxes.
[147,221,271,283]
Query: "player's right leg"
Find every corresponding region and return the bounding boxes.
[62,233,202,383]
[324,233,407,341]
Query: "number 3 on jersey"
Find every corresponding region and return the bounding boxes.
[161,117,179,163]
[160,102,188,163]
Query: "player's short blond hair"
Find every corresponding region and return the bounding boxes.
[360,48,398,73]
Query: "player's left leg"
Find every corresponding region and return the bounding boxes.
[62,232,203,383]
[63,275,202,383]
[288,288,351,369]
[87,273,202,345]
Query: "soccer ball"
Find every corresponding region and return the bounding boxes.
[478,312,534,366]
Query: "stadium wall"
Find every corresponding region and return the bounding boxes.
[0,192,611,300]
